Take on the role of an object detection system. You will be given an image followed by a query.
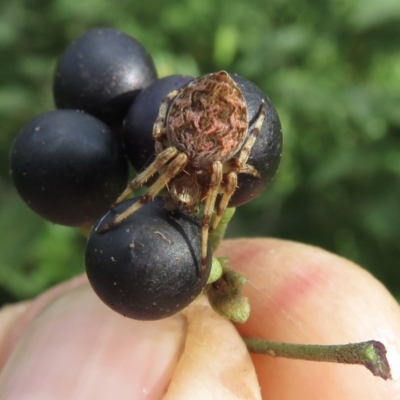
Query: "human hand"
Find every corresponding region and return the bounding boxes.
[0,238,398,399]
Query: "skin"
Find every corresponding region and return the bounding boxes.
[0,238,399,399]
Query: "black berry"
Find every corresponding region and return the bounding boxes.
[228,74,282,207]
[10,109,128,226]
[85,197,211,320]
[53,27,157,127]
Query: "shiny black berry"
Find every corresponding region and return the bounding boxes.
[228,74,282,207]
[85,197,211,320]
[53,27,157,127]
[10,109,128,226]
[123,75,193,172]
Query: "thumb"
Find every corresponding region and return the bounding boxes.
[0,276,259,400]
[0,280,186,400]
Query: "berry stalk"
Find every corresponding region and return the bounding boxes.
[243,337,392,380]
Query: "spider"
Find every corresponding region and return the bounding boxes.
[100,71,266,276]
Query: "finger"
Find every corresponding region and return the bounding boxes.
[0,283,187,400]
[217,238,400,399]
[0,275,88,371]
[0,302,29,360]
[163,296,260,400]
[3,241,394,399]
[0,279,260,399]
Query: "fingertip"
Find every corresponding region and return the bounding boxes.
[217,238,400,399]
[163,296,261,400]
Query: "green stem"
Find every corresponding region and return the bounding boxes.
[243,337,392,380]
[79,224,93,238]
[209,207,236,251]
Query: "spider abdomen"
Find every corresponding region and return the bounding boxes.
[166,71,248,167]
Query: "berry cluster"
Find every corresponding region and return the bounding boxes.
[8,28,393,380]
[9,27,282,321]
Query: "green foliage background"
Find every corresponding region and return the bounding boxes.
[1,0,400,304]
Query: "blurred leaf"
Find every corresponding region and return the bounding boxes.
[1,0,400,302]
[350,0,400,30]
[213,26,238,68]
[0,192,85,299]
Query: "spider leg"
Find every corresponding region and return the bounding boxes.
[152,90,180,160]
[153,89,180,142]
[201,161,223,276]
[211,171,237,231]
[211,101,267,231]
[113,147,179,206]
[236,101,266,166]
[226,162,260,177]
[99,152,188,232]
[155,139,165,155]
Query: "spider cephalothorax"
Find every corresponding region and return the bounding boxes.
[100,71,266,275]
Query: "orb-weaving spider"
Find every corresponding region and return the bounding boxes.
[100,71,266,275]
